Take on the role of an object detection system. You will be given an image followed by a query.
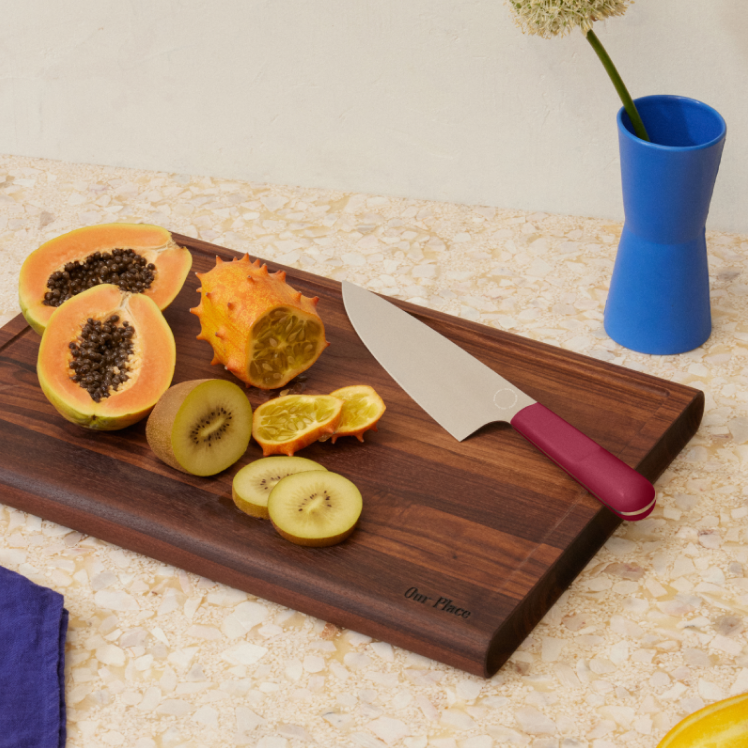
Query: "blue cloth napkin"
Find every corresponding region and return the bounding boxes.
[0,566,68,748]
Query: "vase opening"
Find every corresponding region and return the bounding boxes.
[620,95,726,150]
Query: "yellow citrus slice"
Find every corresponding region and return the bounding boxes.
[656,692,748,747]
[252,394,343,456]
[329,385,386,443]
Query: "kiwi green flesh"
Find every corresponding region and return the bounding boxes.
[267,471,362,547]
[171,380,252,476]
[232,456,327,519]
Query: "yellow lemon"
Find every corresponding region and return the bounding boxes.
[657,692,748,747]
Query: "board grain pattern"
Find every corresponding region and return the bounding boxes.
[0,234,703,676]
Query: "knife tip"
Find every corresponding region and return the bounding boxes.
[341,280,362,301]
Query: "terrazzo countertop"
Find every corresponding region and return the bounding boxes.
[1,153,747,748]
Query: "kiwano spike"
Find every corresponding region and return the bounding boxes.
[190,254,329,389]
[210,354,221,365]
[196,286,202,293]
[195,331,206,341]
[311,296,320,306]
[225,361,246,381]
[195,272,203,280]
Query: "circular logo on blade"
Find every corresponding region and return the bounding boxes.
[493,388,518,410]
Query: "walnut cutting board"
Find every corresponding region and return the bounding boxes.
[0,235,703,677]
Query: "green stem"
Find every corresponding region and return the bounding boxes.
[586,29,649,142]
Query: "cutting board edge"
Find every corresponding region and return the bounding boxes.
[0,475,497,676]
[481,379,705,677]
[0,312,33,353]
[484,503,621,677]
[635,388,705,483]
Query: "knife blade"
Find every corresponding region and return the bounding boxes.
[341,281,655,521]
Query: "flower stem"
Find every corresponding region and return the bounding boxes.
[586,29,649,142]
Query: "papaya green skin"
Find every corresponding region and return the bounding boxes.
[36,374,155,431]
[20,296,46,336]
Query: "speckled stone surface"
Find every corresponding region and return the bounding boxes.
[1,153,747,748]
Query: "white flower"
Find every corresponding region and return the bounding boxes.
[507,0,634,38]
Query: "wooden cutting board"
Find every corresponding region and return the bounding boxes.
[0,234,703,677]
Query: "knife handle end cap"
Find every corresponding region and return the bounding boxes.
[511,403,655,521]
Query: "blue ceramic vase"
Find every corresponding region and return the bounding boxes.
[603,95,727,354]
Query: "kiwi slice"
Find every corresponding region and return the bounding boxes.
[232,456,327,519]
[268,471,362,547]
[146,379,252,476]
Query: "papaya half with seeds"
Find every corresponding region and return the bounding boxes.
[190,254,329,389]
[37,284,176,431]
[19,223,192,335]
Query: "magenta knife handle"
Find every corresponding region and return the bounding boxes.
[510,403,655,520]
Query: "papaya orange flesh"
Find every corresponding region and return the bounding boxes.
[19,223,192,335]
[37,284,176,430]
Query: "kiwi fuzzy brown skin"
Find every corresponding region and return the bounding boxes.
[146,378,252,476]
[146,380,203,473]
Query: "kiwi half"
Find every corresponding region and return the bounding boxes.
[232,456,327,519]
[267,471,362,547]
[146,379,252,476]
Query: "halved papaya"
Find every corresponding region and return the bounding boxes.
[20,223,192,335]
[37,284,176,430]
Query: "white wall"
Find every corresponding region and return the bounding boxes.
[2,0,746,232]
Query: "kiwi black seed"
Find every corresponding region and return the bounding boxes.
[190,407,234,447]
[44,248,156,307]
[146,379,253,477]
[68,314,135,402]
[267,471,363,547]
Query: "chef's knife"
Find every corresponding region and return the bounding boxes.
[341,281,655,520]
